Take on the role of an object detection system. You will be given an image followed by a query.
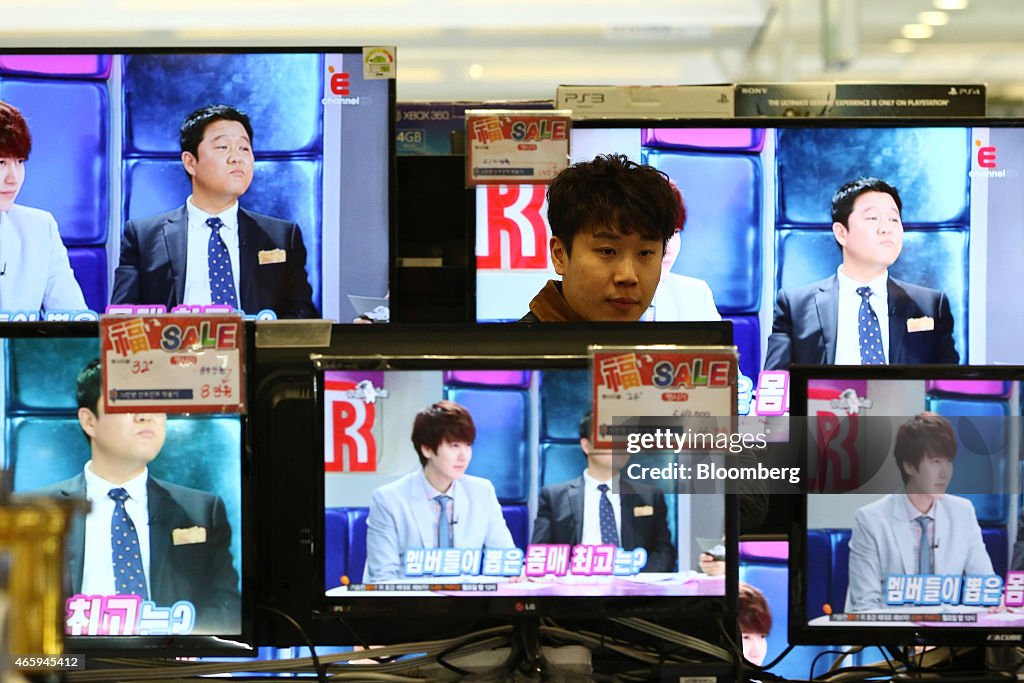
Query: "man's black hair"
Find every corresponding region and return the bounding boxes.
[831,177,902,227]
[180,104,254,158]
[547,154,679,255]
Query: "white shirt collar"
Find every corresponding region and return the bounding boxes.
[418,467,457,499]
[186,196,239,232]
[83,461,149,502]
[582,468,618,492]
[903,491,940,520]
[837,265,889,301]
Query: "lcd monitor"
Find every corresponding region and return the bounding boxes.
[789,364,1024,647]
[475,119,1024,401]
[0,48,392,323]
[247,322,735,646]
[0,322,249,654]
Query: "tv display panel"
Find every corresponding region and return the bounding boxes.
[319,364,731,619]
[1,325,248,652]
[790,367,1024,645]
[0,48,391,323]
[475,121,1024,402]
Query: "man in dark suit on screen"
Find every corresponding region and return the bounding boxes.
[764,177,958,370]
[111,104,318,319]
[37,359,240,635]
[531,412,675,573]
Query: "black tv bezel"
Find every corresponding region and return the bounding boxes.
[0,320,255,656]
[0,45,396,326]
[301,322,739,644]
[787,363,1024,647]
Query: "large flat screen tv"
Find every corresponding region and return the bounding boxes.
[475,119,1024,393]
[1,322,250,654]
[0,47,392,323]
[789,364,1024,647]
[251,322,736,646]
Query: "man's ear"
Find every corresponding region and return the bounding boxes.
[832,221,848,248]
[181,151,197,178]
[579,436,592,456]
[550,236,569,276]
[78,407,97,439]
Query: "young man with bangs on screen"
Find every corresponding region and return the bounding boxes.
[112,104,318,319]
[364,400,515,583]
[520,153,679,322]
[764,177,958,369]
[845,412,992,613]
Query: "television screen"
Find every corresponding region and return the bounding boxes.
[289,323,737,643]
[475,120,1024,400]
[0,48,391,323]
[789,365,1024,645]
[2,323,249,653]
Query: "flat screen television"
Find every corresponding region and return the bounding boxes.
[0,47,392,323]
[248,322,736,646]
[0,322,250,654]
[475,119,1024,396]
[788,364,1024,647]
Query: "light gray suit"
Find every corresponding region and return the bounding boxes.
[364,469,515,582]
[845,493,993,612]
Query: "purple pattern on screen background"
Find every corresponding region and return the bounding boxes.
[642,128,765,152]
[740,540,787,562]
[0,55,111,79]
[325,370,385,386]
[925,380,1011,398]
[445,370,532,388]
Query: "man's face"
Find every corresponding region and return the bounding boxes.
[423,439,472,484]
[741,632,768,666]
[182,119,254,205]
[833,191,904,275]
[0,157,25,212]
[79,405,167,470]
[580,437,629,474]
[903,451,953,496]
[551,226,663,321]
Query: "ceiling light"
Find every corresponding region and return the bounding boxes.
[468,63,484,80]
[901,23,935,39]
[918,10,949,25]
[933,0,968,9]
[889,39,915,53]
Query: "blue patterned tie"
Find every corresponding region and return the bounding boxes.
[597,484,619,545]
[435,494,452,548]
[109,488,148,598]
[206,216,238,309]
[856,286,885,365]
[917,516,933,574]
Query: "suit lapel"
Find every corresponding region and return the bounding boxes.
[619,491,636,549]
[147,478,176,599]
[237,209,261,312]
[58,475,87,594]
[568,478,585,545]
[815,276,839,364]
[887,278,909,364]
[408,474,437,548]
[888,495,917,574]
[161,207,189,307]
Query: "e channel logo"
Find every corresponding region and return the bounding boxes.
[970,138,1007,179]
[322,66,373,106]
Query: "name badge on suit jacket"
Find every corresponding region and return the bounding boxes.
[258,249,287,265]
[172,526,207,545]
[906,316,934,333]
[633,505,654,518]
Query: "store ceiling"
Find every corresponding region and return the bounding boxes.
[2,0,1022,103]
